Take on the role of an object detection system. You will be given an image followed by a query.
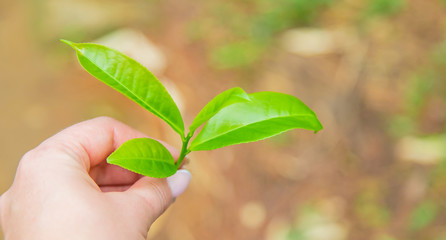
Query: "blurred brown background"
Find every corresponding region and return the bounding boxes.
[1,0,446,239]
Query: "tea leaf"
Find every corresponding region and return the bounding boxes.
[62,40,185,136]
[189,87,251,134]
[189,92,323,151]
[107,138,177,178]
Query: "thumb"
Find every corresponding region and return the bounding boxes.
[126,169,191,222]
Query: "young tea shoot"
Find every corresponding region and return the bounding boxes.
[62,40,323,178]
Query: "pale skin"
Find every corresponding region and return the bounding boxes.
[0,117,191,239]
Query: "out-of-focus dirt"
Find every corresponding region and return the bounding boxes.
[1,0,446,239]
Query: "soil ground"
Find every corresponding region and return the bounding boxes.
[1,0,446,239]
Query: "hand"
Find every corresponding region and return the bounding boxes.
[0,117,191,239]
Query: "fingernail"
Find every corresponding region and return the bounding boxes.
[167,169,191,198]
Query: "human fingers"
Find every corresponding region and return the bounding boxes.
[90,163,142,191]
[36,116,148,171]
[20,116,181,190]
[122,169,191,223]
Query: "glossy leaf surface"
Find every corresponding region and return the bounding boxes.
[62,40,184,136]
[189,87,251,133]
[190,92,323,151]
[107,138,177,178]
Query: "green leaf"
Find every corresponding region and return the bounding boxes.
[189,87,251,134]
[61,40,185,136]
[107,138,177,178]
[189,92,323,151]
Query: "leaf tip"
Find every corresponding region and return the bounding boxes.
[236,87,252,102]
[106,155,117,165]
[313,123,324,134]
[60,39,74,46]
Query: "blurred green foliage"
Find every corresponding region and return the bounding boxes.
[388,37,446,137]
[410,200,438,231]
[189,0,333,69]
[405,72,436,116]
[191,0,408,69]
[354,184,391,228]
[430,157,446,191]
[388,71,435,137]
[362,0,406,19]
[287,204,343,240]
[210,40,265,69]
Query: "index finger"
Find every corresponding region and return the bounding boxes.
[37,116,176,171]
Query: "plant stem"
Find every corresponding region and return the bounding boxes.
[176,134,191,168]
